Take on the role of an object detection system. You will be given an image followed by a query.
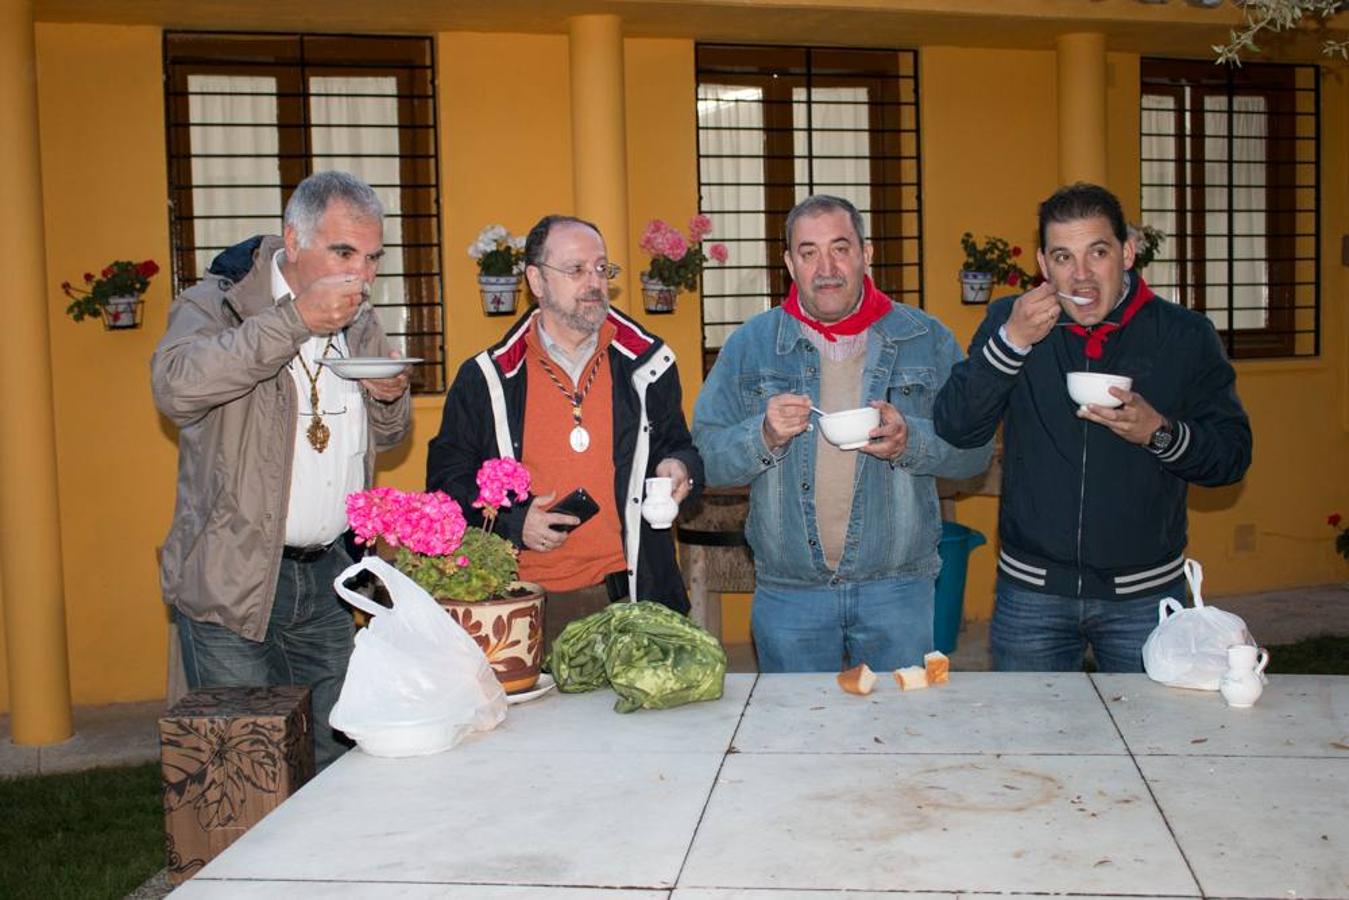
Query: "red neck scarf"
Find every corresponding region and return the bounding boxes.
[1067,276,1156,359]
[781,276,893,342]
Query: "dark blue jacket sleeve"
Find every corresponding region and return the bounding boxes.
[1152,317,1252,487]
[934,298,1022,449]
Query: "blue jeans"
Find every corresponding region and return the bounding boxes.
[751,574,934,673]
[177,544,356,770]
[990,576,1172,673]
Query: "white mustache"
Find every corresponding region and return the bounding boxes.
[812,278,846,290]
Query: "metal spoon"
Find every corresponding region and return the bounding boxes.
[1057,291,1094,307]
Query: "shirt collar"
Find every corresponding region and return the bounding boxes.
[271,249,295,304]
[535,318,600,369]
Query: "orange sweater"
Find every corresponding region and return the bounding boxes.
[517,324,627,591]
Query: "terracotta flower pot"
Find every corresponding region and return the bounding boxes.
[438,582,545,693]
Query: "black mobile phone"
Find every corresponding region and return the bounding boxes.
[548,487,600,532]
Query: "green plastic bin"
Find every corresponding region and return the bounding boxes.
[934,521,986,653]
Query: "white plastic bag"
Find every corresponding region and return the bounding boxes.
[329,556,507,757]
[1142,558,1254,691]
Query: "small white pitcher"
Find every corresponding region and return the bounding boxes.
[640,477,679,529]
[1219,643,1269,708]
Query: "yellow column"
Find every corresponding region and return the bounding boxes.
[1056,32,1109,186]
[0,0,74,743]
[568,15,631,298]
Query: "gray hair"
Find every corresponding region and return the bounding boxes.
[784,194,866,247]
[284,171,384,246]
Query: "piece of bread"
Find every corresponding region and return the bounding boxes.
[894,665,929,691]
[837,663,878,695]
[924,650,950,685]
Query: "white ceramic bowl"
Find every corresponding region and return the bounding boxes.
[1066,372,1132,408]
[817,406,880,450]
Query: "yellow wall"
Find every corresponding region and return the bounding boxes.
[11,23,176,713]
[3,20,1345,711]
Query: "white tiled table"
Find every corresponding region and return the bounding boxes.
[171,673,1349,899]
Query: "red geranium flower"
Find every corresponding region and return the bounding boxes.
[1330,513,1343,528]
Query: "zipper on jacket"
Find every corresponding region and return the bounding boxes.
[1074,352,1093,596]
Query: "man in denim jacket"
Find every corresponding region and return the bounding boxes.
[692,195,991,672]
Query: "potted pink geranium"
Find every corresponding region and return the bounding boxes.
[346,459,546,692]
[638,214,729,313]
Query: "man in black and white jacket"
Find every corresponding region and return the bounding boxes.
[934,183,1251,672]
[427,215,703,649]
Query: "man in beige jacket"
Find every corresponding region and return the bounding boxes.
[152,171,411,768]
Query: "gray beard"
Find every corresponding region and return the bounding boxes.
[539,292,607,336]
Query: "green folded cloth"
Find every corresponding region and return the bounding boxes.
[546,601,727,713]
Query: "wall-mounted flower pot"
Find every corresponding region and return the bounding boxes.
[640,273,679,314]
[101,295,144,330]
[478,275,522,316]
[958,270,995,306]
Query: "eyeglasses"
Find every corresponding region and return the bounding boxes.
[534,261,622,282]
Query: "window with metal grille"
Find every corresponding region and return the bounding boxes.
[696,45,922,373]
[1140,58,1319,359]
[164,32,445,392]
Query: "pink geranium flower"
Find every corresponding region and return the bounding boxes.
[638,214,729,293]
[474,457,532,512]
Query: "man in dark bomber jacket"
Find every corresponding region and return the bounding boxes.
[934,183,1251,672]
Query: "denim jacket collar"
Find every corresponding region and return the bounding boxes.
[773,299,931,356]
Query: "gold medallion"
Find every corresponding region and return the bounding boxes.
[307,416,331,453]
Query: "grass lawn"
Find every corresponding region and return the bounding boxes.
[1266,633,1349,675]
[0,762,164,900]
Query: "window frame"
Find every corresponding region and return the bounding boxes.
[163,31,446,392]
[695,44,923,374]
[1140,57,1319,360]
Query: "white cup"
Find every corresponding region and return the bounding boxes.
[641,476,679,529]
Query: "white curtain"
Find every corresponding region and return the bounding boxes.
[310,76,408,350]
[697,84,770,349]
[186,74,408,354]
[1140,93,1180,296]
[187,75,283,278]
[1140,88,1268,332]
[792,86,872,237]
[696,83,874,349]
[1204,94,1268,331]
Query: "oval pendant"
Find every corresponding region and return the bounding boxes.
[569,425,591,453]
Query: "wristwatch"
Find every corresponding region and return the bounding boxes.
[1147,419,1176,454]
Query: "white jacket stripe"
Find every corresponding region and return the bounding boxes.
[475,351,514,460]
[1115,553,1185,585]
[621,346,676,602]
[983,341,1020,376]
[998,549,1048,576]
